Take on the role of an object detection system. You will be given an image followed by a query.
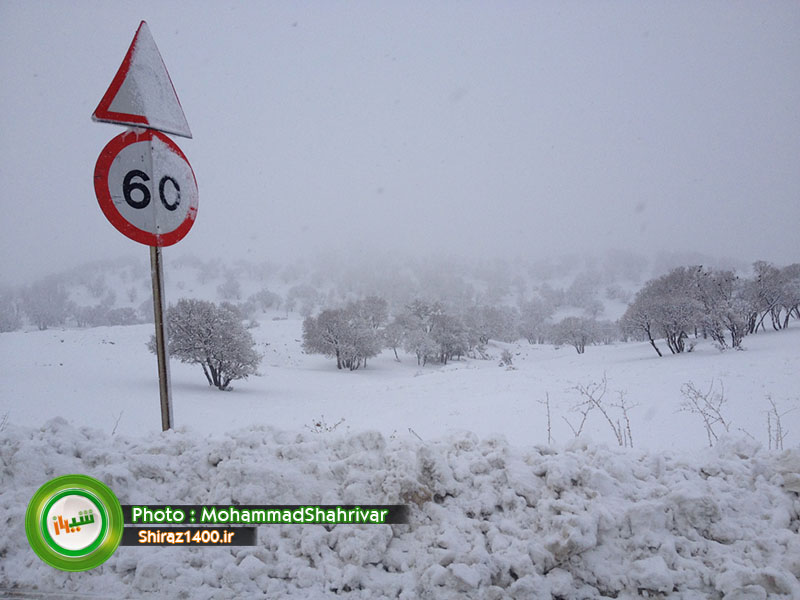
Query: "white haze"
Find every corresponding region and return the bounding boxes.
[1,1,799,284]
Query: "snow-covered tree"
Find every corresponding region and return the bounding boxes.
[552,316,597,354]
[351,295,389,332]
[397,300,436,366]
[403,328,438,366]
[286,284,320,317]
[347,296,388,368]
[74,304,142,328]
[383,317,406,361]
[302,299,384,370]
[248,288,282,312]
[518,298,554,344]
[396,300,471,365]
[605,283,632,304]
[652,267,700,353]
[595,319,620,345]
[778,263,800,329]
[620,267,701,356]
[106,307,140,326]
[23,277,71,330]
[431,311,470,364]
[566,269,602,312]
[72,305,101,328]
[623,264,770,354]
[620,286,664,356]
[693,267,749,349]
[151,299,260,390]
[85,274,109,299]
[0,288,22,332]
[538,283,565,311]
[464,305,520,346]
[744,261,786,333]
[216,274,242,301]
[740,261,800,332]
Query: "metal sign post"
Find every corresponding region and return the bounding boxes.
[92,22,196,432]
[150,246,173,431]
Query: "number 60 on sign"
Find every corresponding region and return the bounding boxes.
[94,129,198,247]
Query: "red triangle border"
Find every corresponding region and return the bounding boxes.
[92,21,151,127]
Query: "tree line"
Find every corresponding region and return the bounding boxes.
[301,261,800,368]
[3,259,798,371]
[621,262,800,356]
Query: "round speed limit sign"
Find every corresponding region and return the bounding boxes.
[94,129,198,247]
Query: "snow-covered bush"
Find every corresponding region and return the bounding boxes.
[743,261,800,332]
[217,274,242,301]
[517,297,554,344]
[594,319,620,345]
[286,284,321,317]
[552,316,597,354]
[150,298,260,390]
[604,283,631,303]
[302,298,387,370]
[23,276,71,330]
[462,304,520,346]
[499,349,514,367]
[73,305,141,328]
[0,289,22,332]
[693,267,750,350]
[565,269,602,312]
[398,300,470,365]
[248,288,282,312]
[621,267,700,356]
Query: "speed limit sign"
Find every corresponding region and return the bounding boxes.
[93,128,198,247]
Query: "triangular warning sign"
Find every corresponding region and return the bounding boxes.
[93,21,192,138]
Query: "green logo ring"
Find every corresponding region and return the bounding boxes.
[25,474,124,571]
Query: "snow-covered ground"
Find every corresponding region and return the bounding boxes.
[1,420,799,598]
[1,316,798,451]
[1,319,799,597]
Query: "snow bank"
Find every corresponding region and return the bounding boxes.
[1,420,798,599]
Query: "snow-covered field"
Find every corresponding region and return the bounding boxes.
[1,319,799,598]
[2,316,799,451]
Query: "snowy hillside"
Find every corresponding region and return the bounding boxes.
[1,250,664,333]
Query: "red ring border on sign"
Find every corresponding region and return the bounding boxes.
[94,129,198,247]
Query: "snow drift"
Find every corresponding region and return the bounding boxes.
[1,419,798,599]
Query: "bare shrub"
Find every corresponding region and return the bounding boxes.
[571,374,637,447]
[766,396,797,450]
[305,415,346,433]
[679,380,730,447]
[111,410,124,436]
[537,392,553,445]
[563,399,593,439]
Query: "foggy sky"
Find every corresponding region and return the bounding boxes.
[1,1,799,285]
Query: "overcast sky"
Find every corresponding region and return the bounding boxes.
[1,1,799,284]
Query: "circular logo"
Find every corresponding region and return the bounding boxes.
[26,475,124,571]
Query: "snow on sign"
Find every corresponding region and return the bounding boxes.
[94,129,198,247]
[92,21,192,138]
